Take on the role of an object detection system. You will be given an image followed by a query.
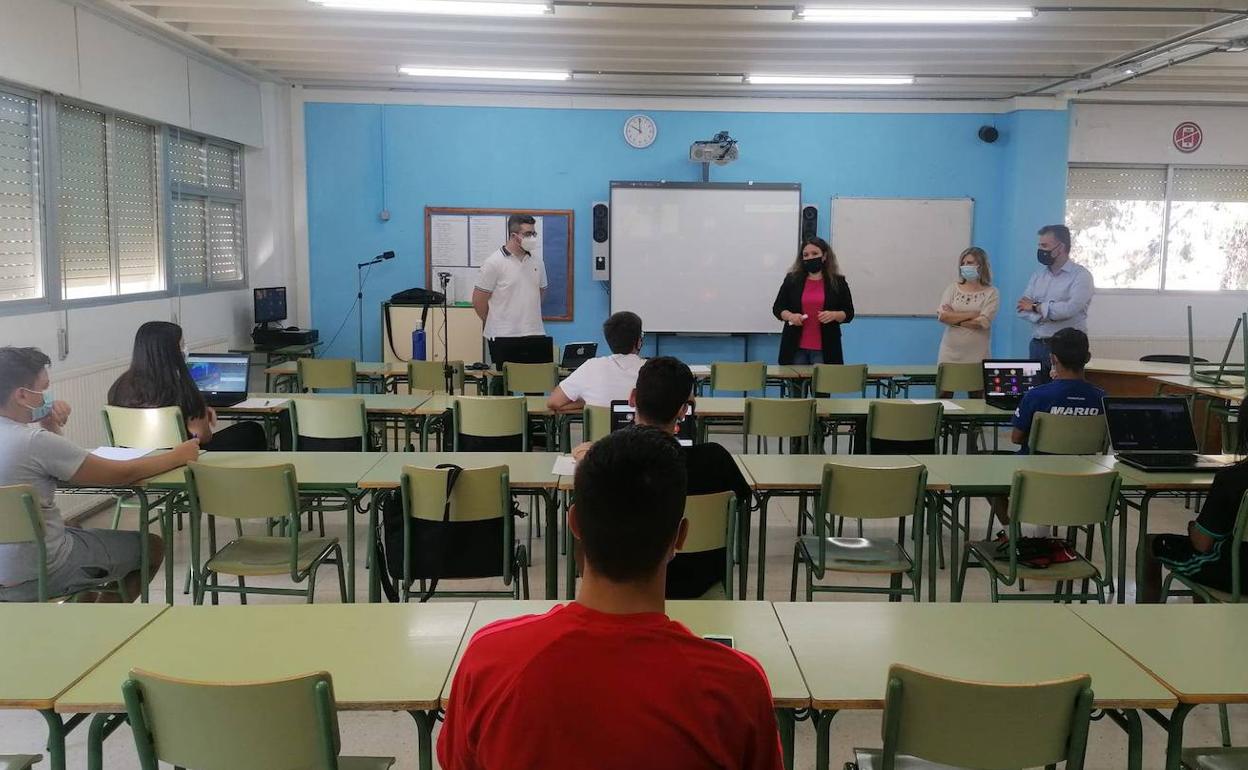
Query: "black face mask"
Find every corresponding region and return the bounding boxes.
[803,258,824,274]
[1037,248,1056,266]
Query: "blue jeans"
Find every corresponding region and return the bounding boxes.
[1029,337,1052,381]
[792,348,826,365]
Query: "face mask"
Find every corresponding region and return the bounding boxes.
[521,234,538,251]
[1037,248,1056,266]
[959,265,980,281]
[802,258,824,275]
[21,387,53,422]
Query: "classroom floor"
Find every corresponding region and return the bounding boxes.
[1,432,1240,769]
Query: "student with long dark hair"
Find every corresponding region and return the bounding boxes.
[108,322,267,451]
[771,237,855,365]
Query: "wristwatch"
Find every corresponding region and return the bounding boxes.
[1031,301,1041,314]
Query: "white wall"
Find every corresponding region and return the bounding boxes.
[1070,102,1248,356]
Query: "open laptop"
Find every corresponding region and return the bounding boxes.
[560,342,597,371]
[981,359,1044,411]
[1104,397,1232,472]
[610,400,697,447]
[186,354,251,408]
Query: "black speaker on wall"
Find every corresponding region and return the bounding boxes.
[800,205,819,241]
[591,202,609,281]
[978,125,1000,144]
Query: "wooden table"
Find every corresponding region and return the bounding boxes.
[0,604,165,770]
[55,603,473,770]
[452,600,809,769]
[775,602,1176,770]
[1073,605,1248,770]
[359,452,563,600]
[216,392,434,450]
[146,451,388,602]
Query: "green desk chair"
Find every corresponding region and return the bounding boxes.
[709,361,766,396]
[955,469,1119,604]
[743,398,816,454]
[102,405,188,530]
[677,492,739,600]
[582,404,611,444]
[502,362,559,395]
[0,485,126,603]
[847,664,1093,770]
[935,362,983,452]
[122,669,394,770]
[790,462,927,602]
[1028,412,1108,455]
[290,397,369,535]
[407,359,465,394]
[186,462,346,605]
[400,464,529,601]
[0,756,40,770]
[297,358,357,393]
[812,364,868,452]
[866,400,943,455]
[452,396,528,452]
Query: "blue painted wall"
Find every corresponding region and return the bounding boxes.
[304,102,1069,364]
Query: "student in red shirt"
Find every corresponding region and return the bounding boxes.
[438,427,784,770]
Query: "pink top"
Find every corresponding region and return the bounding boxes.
[799,278,825,351]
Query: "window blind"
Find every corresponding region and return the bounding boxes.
[1067,166,1167,201]
[0,89,42,302]
[56,102,111,299]
[1171,167,1248,203]
[113,117,160,293]
[169,129,244,288]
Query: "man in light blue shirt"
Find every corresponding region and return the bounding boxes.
[1016,224,1094,369]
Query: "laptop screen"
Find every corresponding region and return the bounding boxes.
[186,354,250,396]
[982,360,1043,401]
[561,342,597,369]
[1104,397,1199,452]
[610,400,696,447]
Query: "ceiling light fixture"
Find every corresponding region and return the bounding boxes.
[745,74,915,85]
[796,6,1035,23]
[400,66,571,80]
[311,0,553,16]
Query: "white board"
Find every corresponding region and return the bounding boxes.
[830,197,974,317]
[610,183,801,334]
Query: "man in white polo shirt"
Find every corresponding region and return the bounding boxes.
[548,311,645,412]
[473,214,548,363]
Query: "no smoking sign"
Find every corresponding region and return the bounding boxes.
[1173,122,1203,153]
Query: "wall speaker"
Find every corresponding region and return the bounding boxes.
[801,205,819,241]
[592,201,610,281]
[978,125,1000,144]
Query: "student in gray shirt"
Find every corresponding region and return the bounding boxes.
[0,347,199,602]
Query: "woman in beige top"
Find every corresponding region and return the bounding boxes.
[937,247,1000,372]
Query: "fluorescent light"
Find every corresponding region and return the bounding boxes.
[400,66,570,80]
[746,74,915,86]
[797,6,1035,23]
[311,0,552,16]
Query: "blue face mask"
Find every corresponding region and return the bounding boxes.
[959,265,980,281]
[22,387,54,421]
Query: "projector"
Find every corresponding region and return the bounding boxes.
[689,131,739,165]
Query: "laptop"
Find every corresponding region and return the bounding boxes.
[186,354,251,408]
[560,342,597,371]
[981,359,1044,411]
[610,400,697,447]
[1104,397,1232,472]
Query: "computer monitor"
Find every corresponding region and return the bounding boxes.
[981,359,1043,410]
[609,400,697,447]
[253,287,288,325]
[186,354,251,407]
[1104,397,1199,453]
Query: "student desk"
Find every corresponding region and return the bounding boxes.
[0,604,166,770]
[55,603,474,770]
[1150,374,1243,452]
[263,360,398,393]
[229,342,322,391]
[775,602,1176,770]
[1083,358,1191,396]
[1073,605,1248,770]
[145,451,388,603]
[451,600,810,770]
[409,394,554,452]
[216,391,433,450]
[358,452,563,601]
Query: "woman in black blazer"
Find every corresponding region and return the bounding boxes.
[771,237,855,365]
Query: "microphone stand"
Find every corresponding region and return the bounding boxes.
[357,255,389,361]
[437,272,453,394]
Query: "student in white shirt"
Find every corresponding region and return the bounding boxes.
[472,214,548,362]
[548,312,645,412]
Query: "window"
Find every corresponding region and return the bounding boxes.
[1068,164,1248,291]
[55,102,162,300]
[0,89,43,302]
[168,130,245,289]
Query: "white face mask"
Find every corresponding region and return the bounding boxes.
[520,234,538,251]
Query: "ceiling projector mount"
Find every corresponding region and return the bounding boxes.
[690,131,739,181]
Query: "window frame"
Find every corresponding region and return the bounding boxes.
[1069,161,1248,297]
[164,127,248,296]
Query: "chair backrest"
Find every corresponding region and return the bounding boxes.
[818,463,927,522]
[744,398,816,443]
[407,359,465,394]
[867,401,943,448]
[103,406,187,449]
[503,362,559,395]
[297,358,356,392]
[453,396,528,450]
[290,397,367,450]
[122,669,342,770]
[401,465,509,523]
[0,485,41,546]
[710,361,766,394]
[583,404,611,443]
[935,362,982,395]
[881,664,1093,770]
[678,492,737,599]
[811,364,867,396]
[1226,490,1248,602]
[1010,469,1120,529]
[1028,412,1108,455]
[186,462,300,522]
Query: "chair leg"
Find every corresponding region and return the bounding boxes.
[1219,704,1232,747]
[790,543,802,602]
[336,547,348,603]
[953,549,971,602]
[305,568,319,605]
[237,576,247,605]
[889,573,902,603]
[110,497,125,529]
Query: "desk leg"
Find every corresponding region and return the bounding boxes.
[138,493,151,604]
[739,497,754,600]
[341,488,357,603]
[409,710,437,770]
[1103,708,1144,770]
[368,494,382,603]
[1164,704,1195,770]
[927,493,942,603]
[1133,493,1155,605]
[86,713,126,770]
[544,489,558,599]
[775,709,796,770]
[755,494,769,601]
[1117,497,1131,604]
[38,711,86,770]
[563,490,577,600]
[947,494,962,602]
[814,709,837,770]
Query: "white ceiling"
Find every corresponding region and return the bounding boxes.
[101,0,1248,98]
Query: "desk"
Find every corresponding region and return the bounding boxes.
[452,600,809,769]
[410,395,554,451]
[55,603,473,770]
[1084,358,1190,396]
[1073,605,1248,770]
[1150,375,1243,452]
[217,392,433,450]
[147,451,387,602]
[263,360,398,393]
[0,604,165,770]
[775,602,1176,770]
[230,342,321,391]
[359,452,562,600]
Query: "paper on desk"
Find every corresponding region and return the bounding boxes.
[908,399,965,411]
[91,447,152,461]
[551,455,578,476]
[232,397,290,410]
